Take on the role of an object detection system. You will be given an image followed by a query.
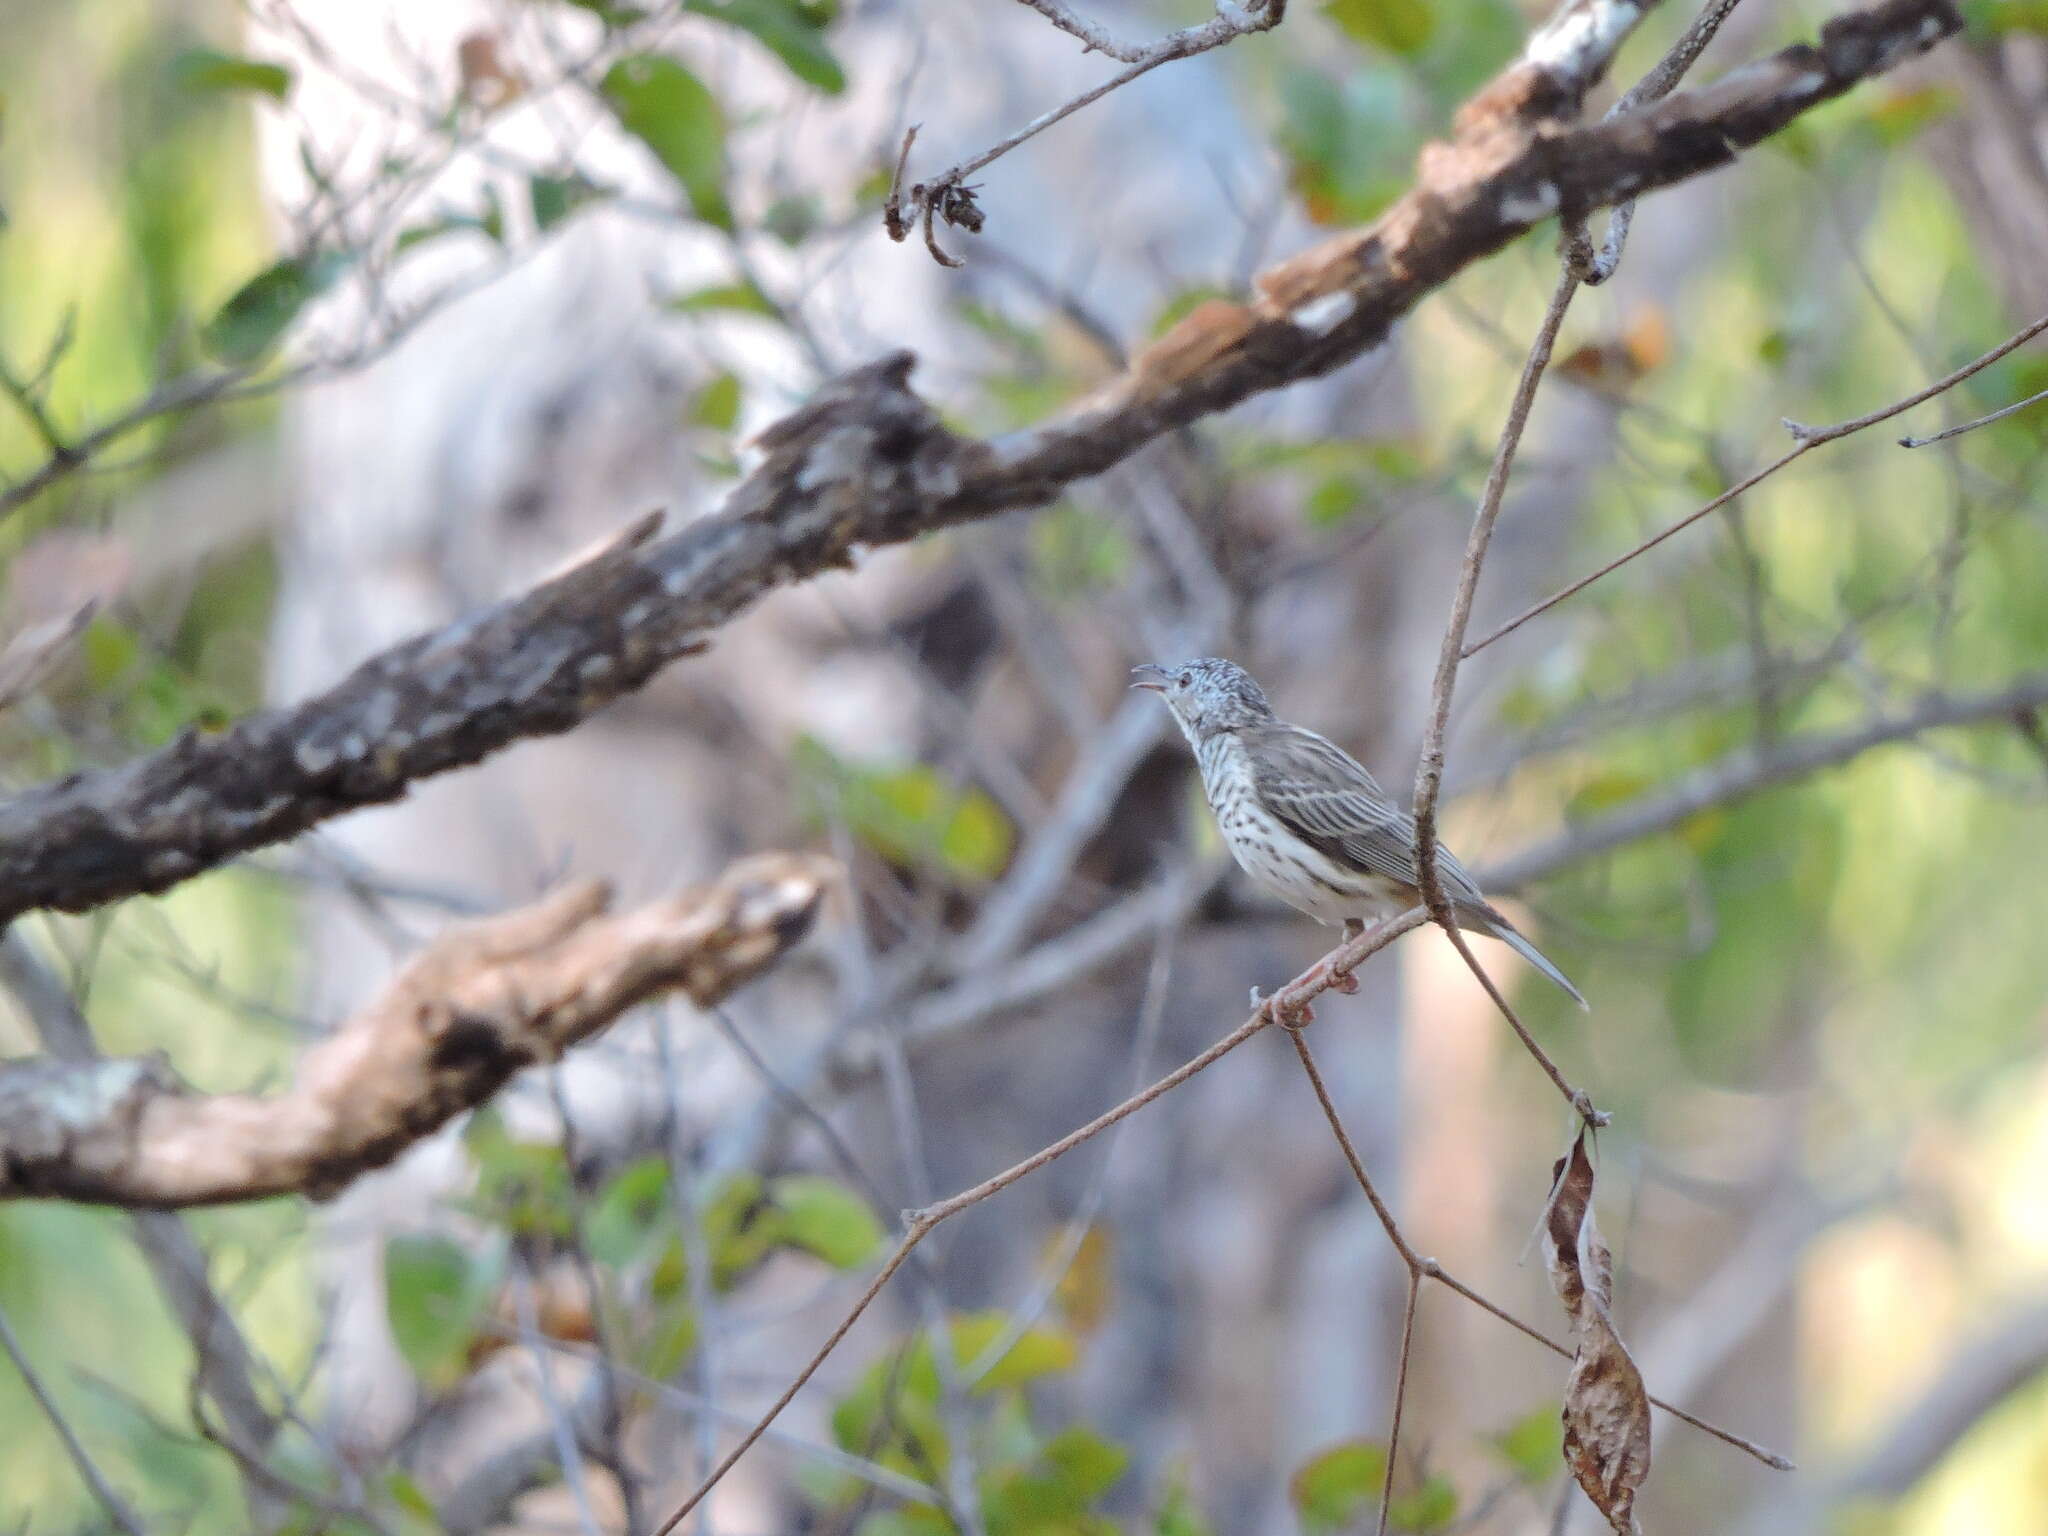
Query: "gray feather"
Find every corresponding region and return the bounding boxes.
[1246,721,1589,1009]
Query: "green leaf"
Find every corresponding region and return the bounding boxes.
[951,1310,1079,1392]
[462,1108,574,1238]
[1859,84,1959,146]
[763,193,820,244]
[81,618,141,690]
[172,47,292,101]
[668,281,780,318]
[1324,0,1434,55]
[382,1470,442,1533]
[202,252,348,364]
[395,213,494,254]
[684,0,846,93]
[1041,1425,1130,1503]
[691,372,743,432]
[565,0,652,23]
[830,1339,948,1475]
[770,1174,883,1268]
[1277,65,1415,226]
[600,54,731,230]
[529,172,607,232]
[853,1509,953,1536]
[585,1155,673,1268]
[1305,474,1362,528]
[1155,1472,1216,1536]
[1390,1475,1458,1532]
[1492,1405,1563,1486]
[704,1170,781,1289]
[1292,1440,1387,1534]
[794,741,1016,884]
[383,1235,499,1387]
[634,1295,699,1378]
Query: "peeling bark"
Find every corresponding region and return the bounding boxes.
[0,853,833,1207]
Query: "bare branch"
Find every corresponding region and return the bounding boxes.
[1830,1297,2048,1502]
[0,854,832,1207]
[891,0,1290,261]
[0,1302,150,1536]
[1899,381,2048,447]
[0,0,1962,928]
[1480,672,2048,890]
[1285,1030,1792,1472]
[649,908,1433,1535]
[1410,270,1595,1118]
[1466,305,2048,657]
[1570,0,1749,283]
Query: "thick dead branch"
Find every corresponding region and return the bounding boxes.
[0,0,1959,927]
[0,853,832,1207]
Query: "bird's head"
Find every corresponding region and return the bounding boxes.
[1131,657,1274,740]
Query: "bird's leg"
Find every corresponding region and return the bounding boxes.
[1324,918,1365,995]
[1254,983,1317,1028]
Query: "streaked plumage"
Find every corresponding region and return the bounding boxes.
[1134,657,1587,1009]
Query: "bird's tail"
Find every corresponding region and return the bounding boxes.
[1464,904,1589,1010]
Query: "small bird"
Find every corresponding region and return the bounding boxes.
[1133,657,1586,1008]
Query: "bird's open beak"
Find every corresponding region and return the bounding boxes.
[1129,664,1169,693]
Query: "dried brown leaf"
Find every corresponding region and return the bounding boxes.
[1543,1131,1651,1534]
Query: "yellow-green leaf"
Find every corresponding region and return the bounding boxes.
[172,48,292,100]
[1292,1440,1387,1534]
[1324,0,1434,55]
[202,252,348,364]
[769,1174,884,1268]
[600,54,731,230]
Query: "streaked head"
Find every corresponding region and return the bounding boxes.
[1131,657,1274,739]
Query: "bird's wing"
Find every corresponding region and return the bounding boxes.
[1245,722,1488,904]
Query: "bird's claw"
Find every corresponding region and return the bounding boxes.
[1277,994,1315,1029]
[1328,968,1360,995]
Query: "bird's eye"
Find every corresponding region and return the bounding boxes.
[1177,672,1192,687]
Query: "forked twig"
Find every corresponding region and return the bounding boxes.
[1284,1031,1794,1479]
[648,909,1430,1534]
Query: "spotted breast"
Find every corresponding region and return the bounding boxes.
[1195,731,1408,925]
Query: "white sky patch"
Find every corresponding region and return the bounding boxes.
[1524,0,1643,78]
[1290,291,1356,336]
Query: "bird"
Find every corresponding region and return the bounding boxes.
[1132,657,1587,1009]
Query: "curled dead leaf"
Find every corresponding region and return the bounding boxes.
[1543,1130,1651,1534]
[457,31,524,110]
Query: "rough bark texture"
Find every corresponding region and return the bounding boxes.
[0,0,1959,927]
[0,853,832,1207]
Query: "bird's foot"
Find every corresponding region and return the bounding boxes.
[1343,917,1365,942]
[1327,968,1360,995]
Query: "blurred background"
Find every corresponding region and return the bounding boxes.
[2,0,2046,1531]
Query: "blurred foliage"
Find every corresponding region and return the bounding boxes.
[795,736,1016,884]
